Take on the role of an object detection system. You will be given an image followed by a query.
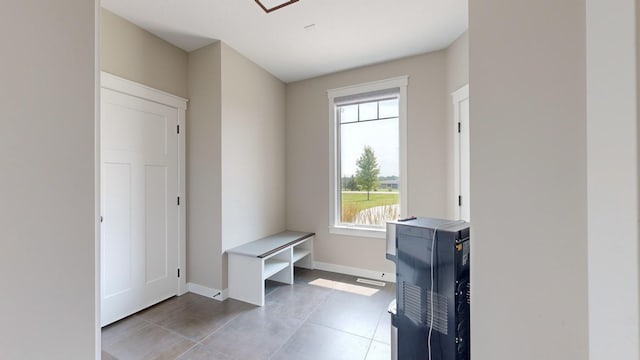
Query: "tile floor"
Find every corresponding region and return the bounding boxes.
[102,268,395,360]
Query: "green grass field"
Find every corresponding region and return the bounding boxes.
[341,191,399,222]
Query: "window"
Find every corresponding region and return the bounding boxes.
[328,77,408,238]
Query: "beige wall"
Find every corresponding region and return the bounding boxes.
[586,0,639,358]
[470,1,588,359]
[446,31,469,96]
[219,43,287,288]
[187,43,223,289]
[101,9,287,293]
[286,52,448,275]
[0,0,97,358]
[187,43,286,291]
[445,31,469,218]
[101,8,188,98]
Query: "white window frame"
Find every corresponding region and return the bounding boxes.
[328,76,408,239]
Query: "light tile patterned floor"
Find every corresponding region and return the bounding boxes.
[102,269,395,360]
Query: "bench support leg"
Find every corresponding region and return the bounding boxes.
[228,253,265,306]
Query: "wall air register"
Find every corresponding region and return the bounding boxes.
[387,217,470,360]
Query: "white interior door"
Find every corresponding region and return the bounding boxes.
[453,85,470,222]
[101,88,180,326]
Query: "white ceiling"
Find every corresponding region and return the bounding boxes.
[101,0,468,83]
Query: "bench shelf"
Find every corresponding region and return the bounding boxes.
[292,248,311,264]
[227,231,314,306]
[263,259,290,279]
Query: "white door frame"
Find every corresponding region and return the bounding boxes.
[100,71,188,296]
[452,84,469,221]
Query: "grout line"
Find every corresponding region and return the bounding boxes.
[267,321,304,360]
[106,318,197,360]
[102,315,153,349]
[305,320,376,342]
[197,315,237,345]
[298,274,388,343]
[173,342,199,360]
[371,308,385,340]
[138,308,223,346]
[138,310,246,360]
[268,278,336,359]
[106,270,392,360]
[266,292,330,360]
[363,338,375,360]
[142,297,245,346]
[147,320,196,343]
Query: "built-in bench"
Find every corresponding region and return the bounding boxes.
[227,230,314,306]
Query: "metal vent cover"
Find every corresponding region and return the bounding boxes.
[403,282,424,325]
[403,282,449,335]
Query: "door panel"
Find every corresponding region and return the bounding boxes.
[101,88,179,326]
[102,104,169,155]
[145,165,169,284]
[102,162,132,298]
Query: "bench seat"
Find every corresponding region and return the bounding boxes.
[227,231,314,306]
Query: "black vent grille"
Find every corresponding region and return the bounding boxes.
[426,290,449,335]
[403,282,424,325]
[403,282,449,335]
[467,282,471,305]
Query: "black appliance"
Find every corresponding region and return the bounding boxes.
[387,217,470,360]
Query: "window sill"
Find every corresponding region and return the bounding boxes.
[329,225,386,239]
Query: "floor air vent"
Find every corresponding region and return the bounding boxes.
[356,278,386,287]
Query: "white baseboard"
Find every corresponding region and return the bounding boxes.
[187,265,394,303]
[187,282,228,301]
[313,261,396,283]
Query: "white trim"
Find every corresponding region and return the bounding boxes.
[451,84,469,104]
[327,76,409,99]
[329,225,386,239]
[398,81,408,218]
[188,283,228,302]
[327,76,409,236]
[178,110,188,295]
[451,84,469,221]
[94,1,101,358]
[313,261,396,283]
[100,72,188,110]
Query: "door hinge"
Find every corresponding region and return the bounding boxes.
[177,268,180,278]
[177,124,180,134]
[458,195,462,207]
[177,196,180,206]
[458,122,461,133]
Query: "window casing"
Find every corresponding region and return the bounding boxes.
[328,77,408,238]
